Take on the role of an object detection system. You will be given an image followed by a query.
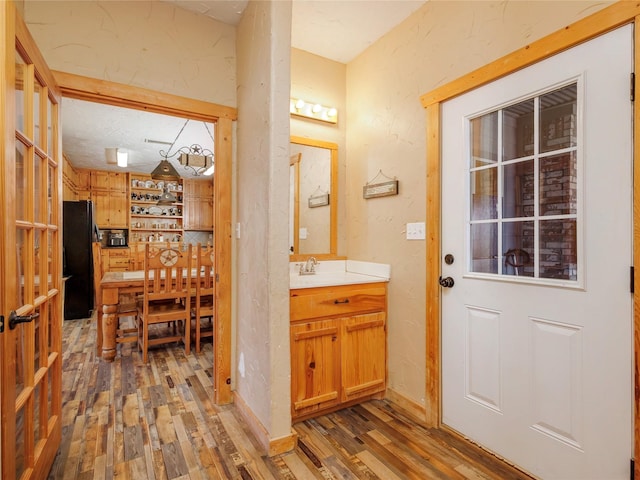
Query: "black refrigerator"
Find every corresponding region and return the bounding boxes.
[63,200,98,320]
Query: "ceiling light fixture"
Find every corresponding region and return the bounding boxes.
[154,119,215,178]
[116,151,128,168]
[105,147,128,168]
[290,98,338,124]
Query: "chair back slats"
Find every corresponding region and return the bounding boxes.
[142,244,193,313]
[191,243,214,353]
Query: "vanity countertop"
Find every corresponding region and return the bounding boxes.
[290,260,390,290]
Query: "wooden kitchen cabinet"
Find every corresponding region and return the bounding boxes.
[290,282,387,421]
[92,189,128,228]
[77,169,128,228]
[102,247,130,272]
[183,179,213,230]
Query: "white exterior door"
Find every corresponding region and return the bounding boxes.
[441,25,633,479]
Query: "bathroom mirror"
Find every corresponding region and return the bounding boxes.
[289,136,338,260]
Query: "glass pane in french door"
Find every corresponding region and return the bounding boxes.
[468,83,578,281]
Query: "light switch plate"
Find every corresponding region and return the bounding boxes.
[406,222,426,240]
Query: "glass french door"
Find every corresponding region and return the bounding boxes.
[1,2,63,478]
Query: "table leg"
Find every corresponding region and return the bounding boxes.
[102,303,117,362]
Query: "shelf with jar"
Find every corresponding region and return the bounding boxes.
[129,174,184,243]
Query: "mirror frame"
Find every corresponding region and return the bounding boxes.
[290,135,340,261]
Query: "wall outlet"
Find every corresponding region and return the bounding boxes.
[406,222,426,240]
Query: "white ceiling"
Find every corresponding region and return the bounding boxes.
[62,0,427,177]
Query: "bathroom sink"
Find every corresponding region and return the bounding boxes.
[289,260,390,289]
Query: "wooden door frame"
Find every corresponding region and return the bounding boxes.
[53,71,236,405]
[421,1,640,475]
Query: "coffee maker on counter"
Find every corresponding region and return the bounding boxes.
[106,229,128,247]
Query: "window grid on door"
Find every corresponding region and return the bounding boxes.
[468,83,578,282]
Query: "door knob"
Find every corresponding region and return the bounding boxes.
[9,310,39,330]
[439,276,455,288]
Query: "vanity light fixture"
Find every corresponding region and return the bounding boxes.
[290,98,338,124]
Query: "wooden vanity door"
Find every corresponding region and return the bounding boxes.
[341,312,386,402]
[290,320,340,418]
[0,4,64,478]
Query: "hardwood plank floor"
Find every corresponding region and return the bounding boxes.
[49,314,532,480]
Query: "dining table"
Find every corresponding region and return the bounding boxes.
[98,270,146,361]
[98,267,213,361]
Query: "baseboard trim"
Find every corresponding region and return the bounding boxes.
[233,392,297,456]
[385,388,428,423]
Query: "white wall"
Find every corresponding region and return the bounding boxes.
[235,0,292,441]
[24,0,236,106]
[345,0,613,410]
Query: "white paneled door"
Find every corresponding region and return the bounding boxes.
[441,25,633,479]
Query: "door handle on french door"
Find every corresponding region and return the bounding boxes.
[439,276,455,288]
[9,311,39,330]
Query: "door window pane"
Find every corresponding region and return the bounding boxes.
[539,152,577,216]
[34,153,43,224]
[502,221,534,277]
[471,111,498,167]
[503,99,534,160]
[34,80,42,148]
[47,96,54,154]
[503,160,534,218]
[539,84,577,154]
[16,141,27,222]
[539,219,577,280]
[470,168,498,220]
[467,83,578,282]
[16,406,26,478]
[470,223,497,274]
[15,51,26,132]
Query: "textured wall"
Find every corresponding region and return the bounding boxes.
[23,0,237,106]
[236,0,292,439]
[290,49,347,256]
[345,0,613,409]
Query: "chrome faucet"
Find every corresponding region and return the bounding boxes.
[299,256,318,275]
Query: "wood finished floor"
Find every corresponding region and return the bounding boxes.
[49,315,532,480]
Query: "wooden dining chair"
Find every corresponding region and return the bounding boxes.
[137,243,193,363]
[91,242,137,351]
[191,243,215,353]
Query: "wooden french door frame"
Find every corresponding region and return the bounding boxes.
[53,71,236,405]
[2,2,65,477]
[421,1,640,476]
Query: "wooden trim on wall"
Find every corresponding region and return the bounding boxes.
[424,103,441,428]
[421,1,640,476]
[634,13,640,477]
[420,2,640,108]
[215,117,233,404]
[53,70,238,122]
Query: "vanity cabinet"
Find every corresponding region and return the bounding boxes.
[290,282,387,420]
